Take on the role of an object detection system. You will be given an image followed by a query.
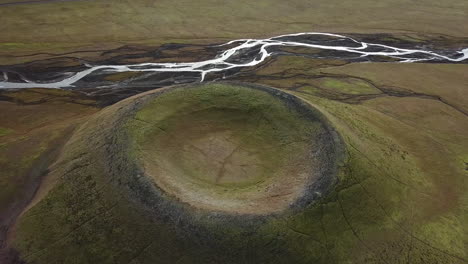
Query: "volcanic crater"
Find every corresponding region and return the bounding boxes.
[90,82,346,216]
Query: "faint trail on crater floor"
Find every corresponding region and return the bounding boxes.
[1,32,467,89]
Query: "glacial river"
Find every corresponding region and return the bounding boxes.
[1,32,467,89]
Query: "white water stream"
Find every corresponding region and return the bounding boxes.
[1,32,467,89]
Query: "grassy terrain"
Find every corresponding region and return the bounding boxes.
[313,77,381,95]
[5,77,466,263]
[0,89,98,258]
[0,89,97,212]
[282,92,468,263]
[0,1,467,258]
[0,127,13,137]
[0,0,467,59]
[320,63,468,114]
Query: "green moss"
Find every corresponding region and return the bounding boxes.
[103,71,143,82]
[318,78,381,95]
[11,83,467,264]
[0,127,13,137]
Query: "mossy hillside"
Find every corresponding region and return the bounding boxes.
[0,127,13,137]
[11,85,317,263]
[282,91,467,263]
[10,83,467,263]
[0,93,97,225]
[10,98,201,263]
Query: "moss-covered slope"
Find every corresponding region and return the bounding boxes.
[7,82,468,264]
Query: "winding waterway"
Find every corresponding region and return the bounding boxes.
[1,32,467,89]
